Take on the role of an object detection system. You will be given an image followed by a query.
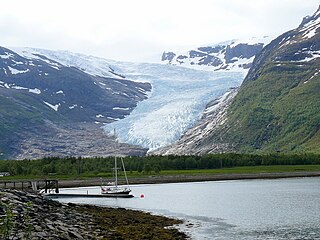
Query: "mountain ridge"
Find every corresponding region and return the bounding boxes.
[155,6,320,155]
[161,36,272,73]
[0,46,151,159]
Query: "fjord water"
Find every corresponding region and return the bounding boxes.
[58,178,320,239]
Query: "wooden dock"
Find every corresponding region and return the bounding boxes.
[44,193,134,199]
[0,179,59,193]
[0,179,134,198]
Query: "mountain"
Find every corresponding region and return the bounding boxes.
[155,6,320,155]
[1,47,151,122]
[0,33,282,159]
[14,48,244,152]
[161,37,271,72]
[0,47,151,159]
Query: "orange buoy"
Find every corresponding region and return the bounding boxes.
[140,194,145,198]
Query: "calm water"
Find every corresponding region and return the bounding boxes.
[57,177,320,239]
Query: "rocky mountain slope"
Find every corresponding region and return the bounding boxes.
[161,37,271,72]
[0,47,151,159]
[156,5,320,155]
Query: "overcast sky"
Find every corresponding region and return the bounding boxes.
[1,0,319,62]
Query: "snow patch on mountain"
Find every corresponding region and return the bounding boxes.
[8,66,30,75]
[297,50,320,62]
[0,52,15,59]
[113,107,130,110]
[43,101,60,111]
[11,85,28,90]
[69,104,78,109]
[0,82,41,95]
[29,88,41,94]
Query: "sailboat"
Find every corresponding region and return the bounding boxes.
[101,129,132,196]
[101,156,132,195]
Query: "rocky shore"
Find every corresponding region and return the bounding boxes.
[0,190,187,239]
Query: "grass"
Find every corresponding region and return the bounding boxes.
[156,165,320,175]
[1,165,320,182]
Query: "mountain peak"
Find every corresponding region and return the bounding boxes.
[299,5,320,28]
[161,37,271,74]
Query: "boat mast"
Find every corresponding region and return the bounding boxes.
[114,128,118,190]
[121,157,129,186]
[115,156,118,190]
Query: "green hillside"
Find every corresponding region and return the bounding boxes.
[224,62,320,153]
[0,91,64,159]
[217,7,320,153]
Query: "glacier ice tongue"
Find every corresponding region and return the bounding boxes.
[103,63,244,151]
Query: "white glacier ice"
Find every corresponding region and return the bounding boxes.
[8,66,30,75]
[102,63,244,150]
[43,101,60,111]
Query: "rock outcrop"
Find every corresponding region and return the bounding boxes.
[161,37,271,72]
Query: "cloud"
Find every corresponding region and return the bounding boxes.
[0,0,319,61]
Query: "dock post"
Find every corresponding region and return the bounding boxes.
[55,180,59,193]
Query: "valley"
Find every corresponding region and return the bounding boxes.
[1,2,320,240]
[0,40,265,159]
[0,6,319,159]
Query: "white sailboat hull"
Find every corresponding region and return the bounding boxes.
[101,186,131,195]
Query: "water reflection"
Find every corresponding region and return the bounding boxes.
[57,177,320,239]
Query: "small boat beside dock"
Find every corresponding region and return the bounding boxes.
[100,129,133,196]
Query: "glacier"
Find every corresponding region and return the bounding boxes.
[102,63,244,150]
[12,48,245,151]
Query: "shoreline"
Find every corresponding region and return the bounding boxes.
[0,189,187,239]
[57,171,320,188]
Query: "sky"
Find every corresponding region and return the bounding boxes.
[1,0,319,62]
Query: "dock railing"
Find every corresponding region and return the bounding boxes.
[0,179,59,193]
